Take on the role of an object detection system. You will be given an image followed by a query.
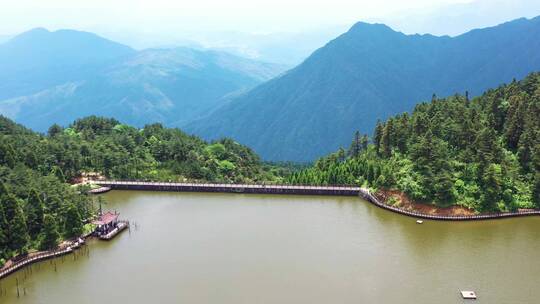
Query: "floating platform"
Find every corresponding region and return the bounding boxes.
[68,238,85,250]
[88,186,112,194]
[461,291,477,299]
[98,221,129,240]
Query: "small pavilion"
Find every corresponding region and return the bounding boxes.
[93,211,119,236]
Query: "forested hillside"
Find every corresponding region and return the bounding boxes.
[288,73,540,212]
[0,116,279,265]
[189,16,540,161]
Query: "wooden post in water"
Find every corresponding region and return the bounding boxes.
[16,278,19,298]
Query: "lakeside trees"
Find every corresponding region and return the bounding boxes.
[1,72,539,265]
[0,115,281,264]
[288,73,540,212]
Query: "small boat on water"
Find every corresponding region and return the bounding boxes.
[460,290,477,299]
[416,220,424,224]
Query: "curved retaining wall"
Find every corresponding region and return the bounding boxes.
[358,189,540,221]
[0,248,74,280]
[93,180,540,221]
[0,234,91,280]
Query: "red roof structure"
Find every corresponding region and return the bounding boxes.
[93,212,119,225]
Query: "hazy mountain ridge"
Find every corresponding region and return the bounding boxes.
[0,29,287,131]
[0,28,135,100]
[187,16,540,161]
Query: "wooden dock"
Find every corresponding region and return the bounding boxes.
[98,221,129,240]
[88,186,111,194]
[91,180,361,196]
[91,180,540,221]
[0,239,84,280]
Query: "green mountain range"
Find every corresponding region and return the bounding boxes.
[187,16,540,161]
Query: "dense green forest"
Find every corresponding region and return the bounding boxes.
[189,17,540,162]
[288,73,540,212]
[0,116,280,265]
[2,73,540,266]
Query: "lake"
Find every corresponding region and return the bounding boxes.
[1,191,540,303]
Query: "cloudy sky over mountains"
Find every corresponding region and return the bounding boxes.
[2,0,539,35]
[1,0,539,64]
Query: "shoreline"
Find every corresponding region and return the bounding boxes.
[0,234,90,281]
[359,189,540,221]
[90,180,540,221]
[2,183,538,280]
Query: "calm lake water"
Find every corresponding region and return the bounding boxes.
[2,191,540,304]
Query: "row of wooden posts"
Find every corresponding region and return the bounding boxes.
[0,243,91,298]
[95,180,540,221]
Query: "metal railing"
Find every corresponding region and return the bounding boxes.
[0,247,73,280]
[90,179,540,221]
[359,189,540,221]
[90,179,362,191]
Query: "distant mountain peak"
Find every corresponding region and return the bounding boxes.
[7,27,134,51]
[26,27,50,34]
[0,26,136,101]
[348,21,397,35]
[188,16,540,162]
[10,27,51,41]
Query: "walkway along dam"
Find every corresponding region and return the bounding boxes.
[91,180,540,221]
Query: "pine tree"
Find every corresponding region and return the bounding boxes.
[360,135,369,151]
[433,171,454,204]
[380,119,393,158]
[64,204,83,238]
[504,95,526,150]
[349,131,361,157]
[374,120,384,156]
[533,172,540,209]
[410,131,435,174]
[481,164,503,211]
[366,162,375,183]
[517,129,533,172]
[0,203,7,258]
[40,214,60,250]
[395,114,409,153]
[337,148,346,162]
[47,124,63,137]
[475,127,501,167]
[4,195,29,253]
[0,141,16,168]
[0,181,8,200]
[26,189,45,237]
